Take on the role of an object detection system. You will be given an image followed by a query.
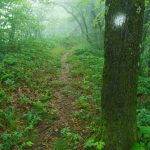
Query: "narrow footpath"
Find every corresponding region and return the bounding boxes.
[31,50,77,150]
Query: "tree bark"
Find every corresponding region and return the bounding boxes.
[91,9,102,49]
[51,2,95,45]
[79,10,93,44]
[148,49,150,77]
[9,23,15,51]
[101,0,145,150]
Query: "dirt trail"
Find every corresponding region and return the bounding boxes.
[51,51,75,132]
[33,50,76,150]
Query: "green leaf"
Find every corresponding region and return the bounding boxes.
[84,139,95,148]
[131,143,145,150]
[95,141,105,150]
[139,126,150,138]
[26,141,33,147]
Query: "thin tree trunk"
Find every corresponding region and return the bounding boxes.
[9,23,15,50]
[91,9,101,49]
[101,0,145,150]
[79,11,93,44]
[148,49,150,77]
[51,2,94,45]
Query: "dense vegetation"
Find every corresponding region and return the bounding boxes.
[0,0,150,150]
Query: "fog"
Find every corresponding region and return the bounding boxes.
[1,0,104,48]
[28,0,80,38]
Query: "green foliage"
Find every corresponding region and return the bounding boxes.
[137,109,150,126]
[0,40,61,149]
[69,46,150,150]
[131,143,145,150]
[61,127,82,149]
[76,96,91,109]
[145,0,150,6]
[20,96,32,105]
[52,138,70,150]
[70,48,103,100]
[136,126,150,150]
[53,127,82,150]
[67,47,104,149]
[0,87,8,103]
[0,0,41,52]
[43,89,54,102]
[0,130,34,150]
[84,138,105,150]
[0,38,149,149]
[0,0,149,149]
[138,77,150,94]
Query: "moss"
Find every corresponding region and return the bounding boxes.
[101,0,145,149]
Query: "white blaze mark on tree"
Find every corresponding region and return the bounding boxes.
[114,14,126,27]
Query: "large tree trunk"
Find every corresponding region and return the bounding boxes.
[101,0,145,150]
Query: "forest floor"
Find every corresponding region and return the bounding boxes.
[31,46,150,150]
[0,41,149,150]
[31,49,81,150]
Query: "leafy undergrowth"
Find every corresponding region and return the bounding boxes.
[52,47,105,150]
[0,40,63,150]
[53,47,150,150]
[0,42,150,150]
